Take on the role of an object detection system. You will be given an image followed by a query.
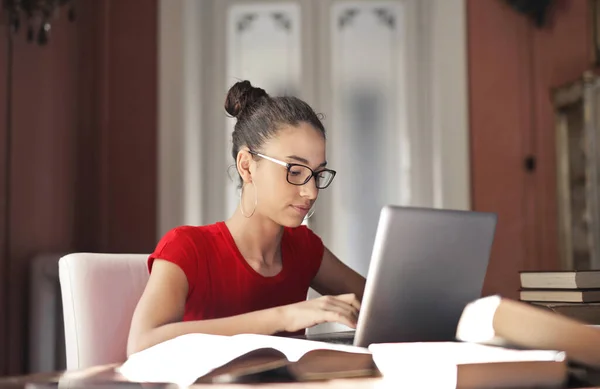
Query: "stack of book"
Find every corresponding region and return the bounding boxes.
[519,270,600,325]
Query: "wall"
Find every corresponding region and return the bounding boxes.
[0,0,158,376]
[0,5,8,379]
[468,0,593,298]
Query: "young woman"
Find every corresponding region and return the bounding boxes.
[127,80,366,356]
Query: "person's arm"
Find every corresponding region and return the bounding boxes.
[127,260,286,356]
[127,259,360,356]
[310,247,367,301]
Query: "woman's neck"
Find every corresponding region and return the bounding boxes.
[225,207,284,268]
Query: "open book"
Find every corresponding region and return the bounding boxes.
[117,333,375,386]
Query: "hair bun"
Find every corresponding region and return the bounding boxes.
[224,80,269,118]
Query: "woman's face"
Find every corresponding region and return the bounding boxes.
[250,122,328,227]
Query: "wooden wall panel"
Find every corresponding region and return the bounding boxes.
[0,16,8,376]
[73,0,157,254]
[73,0,108,252]
[105,0,157,253]
[467,0,534,299]
[0,0,158,375]
[468,0,593,299]
[6,15,79,374]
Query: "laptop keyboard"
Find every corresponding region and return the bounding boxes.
[322,337,354,345]
[302,330,356,345]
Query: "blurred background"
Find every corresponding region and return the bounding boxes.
[0,0,594,378]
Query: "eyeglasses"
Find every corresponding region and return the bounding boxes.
[248,150,336,189]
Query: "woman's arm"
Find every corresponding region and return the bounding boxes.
[127,260,285,356]
[310,247,367,301]
[127,258,361,356]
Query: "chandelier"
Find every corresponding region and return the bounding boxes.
[503,0,554,27]
[4,0,76,45]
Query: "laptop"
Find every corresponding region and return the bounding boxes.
[301,205,497,348]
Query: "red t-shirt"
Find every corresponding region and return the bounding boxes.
[148,221,324,335]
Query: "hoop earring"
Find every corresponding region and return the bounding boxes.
[240,181,257,218]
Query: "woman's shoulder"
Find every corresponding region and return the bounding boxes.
[150,222,227,268]
[162,222,223,237]
[157,222,226,248]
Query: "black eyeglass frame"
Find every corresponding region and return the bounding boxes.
[248,150,337,189]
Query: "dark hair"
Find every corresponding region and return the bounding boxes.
[224,80,326,168]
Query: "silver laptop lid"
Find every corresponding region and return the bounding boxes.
[354,205,497,347]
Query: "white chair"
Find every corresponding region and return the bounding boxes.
[58,253,149,370]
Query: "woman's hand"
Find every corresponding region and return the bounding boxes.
[279,293,361,333]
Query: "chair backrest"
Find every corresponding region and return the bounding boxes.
[58,253,149,370]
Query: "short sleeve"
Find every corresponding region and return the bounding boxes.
[148,227,199,297]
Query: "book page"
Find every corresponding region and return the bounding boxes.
[232,333,369,361]
[117,333,368,386]
[370,342,565,365]
[118,334,234,386]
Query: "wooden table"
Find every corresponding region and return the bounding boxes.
[2,364,600,389]
[0,365,386,389]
